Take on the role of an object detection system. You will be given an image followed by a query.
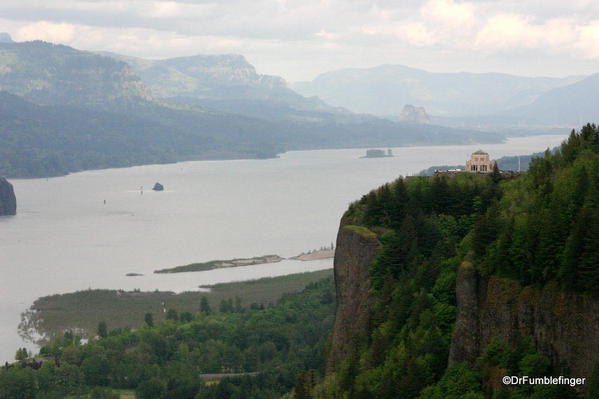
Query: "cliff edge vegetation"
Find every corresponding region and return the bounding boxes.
[308,124,599,399]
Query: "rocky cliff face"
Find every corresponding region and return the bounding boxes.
[0,177,16,215]
[329,222,598,384]
[108,53,288,100]
[0,41,153,110]
[327,222,381,372]
[450,262,599,380]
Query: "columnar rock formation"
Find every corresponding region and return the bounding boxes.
[450,262,599,379]
[0,177,17,215]
[327,221,381,372]
[328,216,598,388]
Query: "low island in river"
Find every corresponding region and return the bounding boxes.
[154,254,284,274]
[154,247,335,274]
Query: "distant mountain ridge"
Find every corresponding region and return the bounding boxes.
[106,52,287,98]
[505,73,599,126]
[102,51,355,122]
[0,40,505,177]
[293,64,583,119]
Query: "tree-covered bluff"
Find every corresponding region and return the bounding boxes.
[313,124,599,399]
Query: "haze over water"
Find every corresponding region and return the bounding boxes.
[0,135,566,362]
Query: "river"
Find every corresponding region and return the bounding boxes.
[0,134,567,362]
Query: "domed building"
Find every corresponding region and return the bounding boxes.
[466,150,496,173]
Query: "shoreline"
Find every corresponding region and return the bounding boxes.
[5,135,544,180]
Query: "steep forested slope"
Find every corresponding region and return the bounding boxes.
[0,91,281,177]
[0,41,152,109]
[311,124,599,399]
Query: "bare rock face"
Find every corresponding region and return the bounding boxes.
[0,177,16,215]
[450,263,599,381]
[448,261,481,365]
[399,104,430,124]
[327,222,381,372]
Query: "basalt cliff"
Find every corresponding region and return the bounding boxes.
[450,262,599,384]
[327,221,381,372]
[0,177,16,215]
[317,125,599,399]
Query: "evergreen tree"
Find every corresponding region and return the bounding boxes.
[166,309,179,321]
[200,296,212,314]
[15,348,29,363]
[559,207,588,289]
[97,321,108,339]
[578,208,599,291]
[144,313,154,328]
[390,179,409,229]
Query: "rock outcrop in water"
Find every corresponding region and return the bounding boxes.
[0,177,16,215]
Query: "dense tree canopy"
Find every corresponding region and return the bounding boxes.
[315,125,599,399]
[0,279,334,399]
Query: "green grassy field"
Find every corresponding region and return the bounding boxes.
[20,269,333,343]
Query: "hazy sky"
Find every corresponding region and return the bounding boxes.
[1,0,598,81]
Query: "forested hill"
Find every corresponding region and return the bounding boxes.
[0,91,281,177]
[0,40,504,178]
[311,124,599,399]
[0,41,152,110]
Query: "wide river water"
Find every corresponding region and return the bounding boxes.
[0,135,567,362]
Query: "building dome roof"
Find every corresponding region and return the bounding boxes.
[473,149,488,155]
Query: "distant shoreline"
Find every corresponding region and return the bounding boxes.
[6,134,569,180]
